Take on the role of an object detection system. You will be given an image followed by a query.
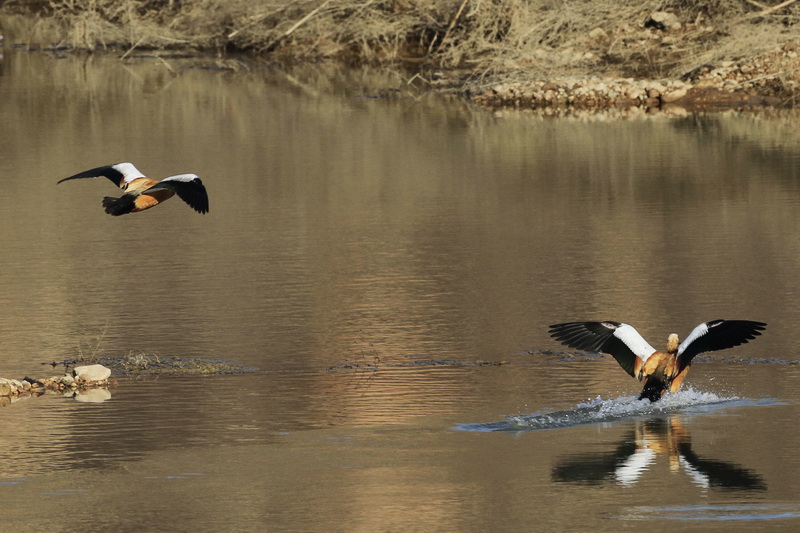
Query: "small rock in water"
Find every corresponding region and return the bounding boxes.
[73,364,112,382]
[0,379,13,396]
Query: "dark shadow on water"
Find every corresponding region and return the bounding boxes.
[552,415,766,492]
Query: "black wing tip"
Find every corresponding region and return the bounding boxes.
[681,319,769,366]
[549,321,594,329]
[717,319,768,335]
[548,320,620,331]
[56,171,95,185]
[713,319,767,327]
[743,320,768,335]
[167,177,209,214]
[188,194,209,214]
[547,320,638,377]
[57,164,123,186]
[548,322,584,335]
[547,321,619,344]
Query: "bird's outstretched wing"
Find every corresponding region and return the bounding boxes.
[144,174,209,214]
[677,320,766,372]
[57,162,145,188]
[548,321,657,377]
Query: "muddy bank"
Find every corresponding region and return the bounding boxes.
[2,2,800,110]
[469,41,799,111]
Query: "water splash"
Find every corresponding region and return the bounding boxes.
[455,388,778,432]
[620,504,800,522]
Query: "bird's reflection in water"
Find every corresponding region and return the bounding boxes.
[552,416,766,491]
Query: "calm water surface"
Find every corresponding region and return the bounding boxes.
[1,38,800,531]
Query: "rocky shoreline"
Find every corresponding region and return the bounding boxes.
[0,364,112,401]
[469,41,799,112]
[471,76,784,113]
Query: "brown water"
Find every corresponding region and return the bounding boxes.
[1,40,800,531]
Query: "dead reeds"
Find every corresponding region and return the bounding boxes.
[11,1,800,84]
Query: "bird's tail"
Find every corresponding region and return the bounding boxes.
[102,195,135,216]
[638,377,668,402]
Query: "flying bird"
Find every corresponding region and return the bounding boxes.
[58,162,209,216]
[548,320,766,402]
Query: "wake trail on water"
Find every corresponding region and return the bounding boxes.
[456,388,780,432]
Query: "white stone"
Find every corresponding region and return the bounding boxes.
[0,378,14,396]
[73,364,111,382]
[661,87,688,102]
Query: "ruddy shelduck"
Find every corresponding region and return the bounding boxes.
[548,320,766,401]
[58,162,209,216]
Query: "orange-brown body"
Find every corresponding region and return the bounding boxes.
[124,178,176,212]
[638,352,690,393]
[634,334,689,400]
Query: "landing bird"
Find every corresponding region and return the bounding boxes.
[58,162,209,216]
[548,320,766,402]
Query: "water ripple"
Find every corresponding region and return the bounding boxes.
[455,389,783,432]
[620,504,800,522]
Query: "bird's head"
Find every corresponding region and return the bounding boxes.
[666,333,679,353]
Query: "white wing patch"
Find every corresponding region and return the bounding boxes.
[612,323,658,361]
[678,454,710,488]
[677,322,710,356]
[112,162,146,183]
[615,446,656,486]
[162,173,200,183]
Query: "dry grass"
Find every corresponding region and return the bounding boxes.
[6,1,800,83]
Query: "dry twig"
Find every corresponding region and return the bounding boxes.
[750,0,800,17]
[265,0,332,52]
[436,0,470,52]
